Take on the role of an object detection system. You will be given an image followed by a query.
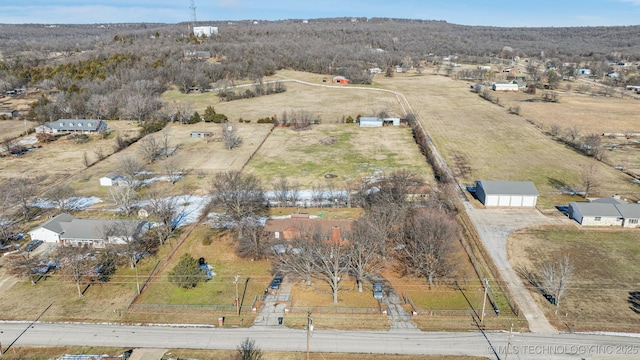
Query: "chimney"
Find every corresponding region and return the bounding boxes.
[330,226,341,243]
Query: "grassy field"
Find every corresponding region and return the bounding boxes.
[246,123,431,187]
[373,73,640,205]
[508,225,640,332]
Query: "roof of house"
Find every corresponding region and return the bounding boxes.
[36,213,75,234]
[46,119,106,132]
[569,202,622,217]
[590,196,627,205]
[476,180,539,196]
[30,213,147,242]
[60,219,147,241]
[615,204,640,219]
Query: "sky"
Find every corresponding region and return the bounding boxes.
[1,0,640,27]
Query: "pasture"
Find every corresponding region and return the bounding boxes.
[508,226,640,332]
[374,73,640,203]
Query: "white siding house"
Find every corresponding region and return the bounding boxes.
[475,180,539,207]
[568,197,640,227]
[28,213,149,247]
[28,213,75,243]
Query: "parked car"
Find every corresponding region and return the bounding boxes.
[23,239,43,252]
[269,274,284,290]
[373,283,383,299]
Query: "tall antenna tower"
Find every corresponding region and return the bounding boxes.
[189,0,197,33]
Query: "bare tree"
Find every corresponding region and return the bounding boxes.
[164,155,185,184]
[145,193,179,246]
[348,217,385,292]
[101,220,154,294]
[117,155,146,189]
[44,184,76,213]
[580,133,605,160]
[222,124,242,150]
[109,183,137,215]
[271,175,299,207]
[5,253,42,285]
[138,134,162,164]
[236,216,269,260]
[11,177,39,221]
[540,255,573,307]
[235,337,263,360]
[209,171,267,231]
[579,163,601,199]
[56,246,95,297]
[394,208,459,288]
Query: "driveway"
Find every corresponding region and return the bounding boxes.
[253,277,292,327]
[463,201,562,333]
[367,274,418,331]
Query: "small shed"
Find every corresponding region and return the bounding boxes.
[475,180,539,207]
[0,109,19,119]
[100,173,124,186]
[359,117,383,127]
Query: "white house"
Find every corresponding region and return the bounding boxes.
[193,26,218,37]
[37,119,108,134]
[568,197,640,227]
[100,173,125,186]
[475,180,539,207]
[492,82,519,91]
[29,213,149,247]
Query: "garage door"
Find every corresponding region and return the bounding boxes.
[485,195,499,206]
[509,196,523,207]
[522,196,536,207]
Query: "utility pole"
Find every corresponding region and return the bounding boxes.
[234,275,240,316]
[306,312,313,360]
[481,278,489,324]
[505,323,513,360]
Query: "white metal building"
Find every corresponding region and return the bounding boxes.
[193,26,219,37]
[99,173,124,186]
[492,82,519,91]
[475,180,539,207]
[359,117,383,127]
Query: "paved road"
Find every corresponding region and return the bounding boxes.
[1,321,639,359]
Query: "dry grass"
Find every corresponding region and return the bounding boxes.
[508,225,640,332]
[0,346,488,360]
[246,123,430,188]
[373,73,640,203]
[0,119,37,139]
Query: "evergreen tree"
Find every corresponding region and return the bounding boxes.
[168,253,205,288]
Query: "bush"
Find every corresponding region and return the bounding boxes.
[345,115,355,123]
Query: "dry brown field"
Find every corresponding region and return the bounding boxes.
[508,225,640,333]
[373,72,640,202]
[163,70,404,123]
[0,119,37,139]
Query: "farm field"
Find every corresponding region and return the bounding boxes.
[163,71,404,123]
[508,225,640,333]
[0,119,37,140]
[246,123,431,187]
[373,72,640,203]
